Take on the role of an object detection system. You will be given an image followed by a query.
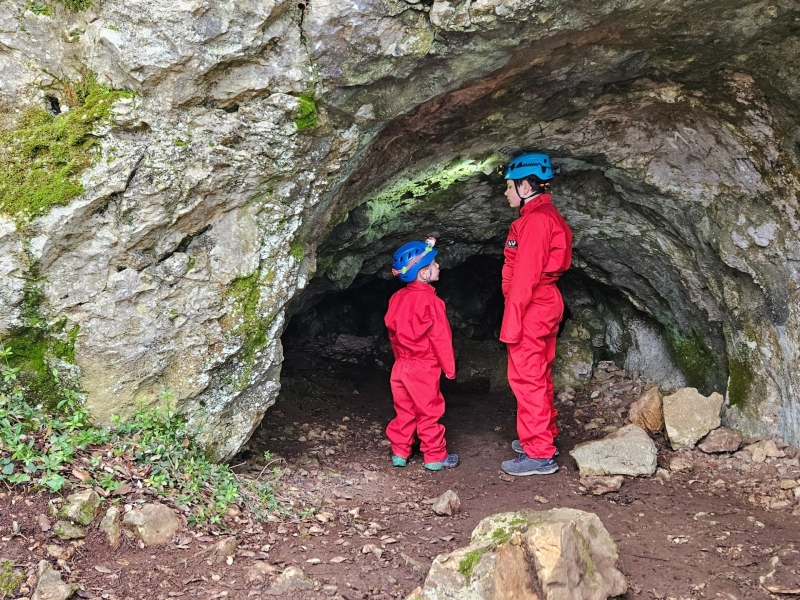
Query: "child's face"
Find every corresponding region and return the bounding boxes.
[504,179,532,208]
[418,261,440,283]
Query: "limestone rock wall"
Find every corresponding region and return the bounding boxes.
[1,0,798,458]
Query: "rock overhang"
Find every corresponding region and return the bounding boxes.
[0,0,798,458]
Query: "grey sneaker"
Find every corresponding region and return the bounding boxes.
[512,439,559,457]
[424,454,460,471]
[501,454,559,476]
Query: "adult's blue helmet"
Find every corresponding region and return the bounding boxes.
[504,152,554,182]
[391,237,438,283]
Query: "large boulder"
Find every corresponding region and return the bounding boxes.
[417,508,626,600]
[570,424,658,477]
[663,388,724,450]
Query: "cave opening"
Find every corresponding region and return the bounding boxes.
[278,244,689,435]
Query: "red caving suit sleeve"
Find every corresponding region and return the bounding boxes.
[427,298,456,379]
[500,214,551,344]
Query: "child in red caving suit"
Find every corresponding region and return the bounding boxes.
[384,238,459,471]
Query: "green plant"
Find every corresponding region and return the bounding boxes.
[0,70,133,220]
[0,348,285,524]
[0,560,25,599]
[27,1,52,15]
[292,92,318,130]
[174,139,186,147]
[57,0,94,10]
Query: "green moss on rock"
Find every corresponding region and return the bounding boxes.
[226,270,277,388]
[727,356,755,408]
[293,92,318,131]
[458,548,486,579]
[0,71,133,220]
[666,327,717,390]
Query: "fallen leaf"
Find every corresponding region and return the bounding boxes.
[72,468,92,482]
[330,556,349,563]
[94,565,113,574]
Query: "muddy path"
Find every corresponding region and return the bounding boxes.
[1,353,798,600]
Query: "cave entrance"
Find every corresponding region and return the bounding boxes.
[273,250,686,456]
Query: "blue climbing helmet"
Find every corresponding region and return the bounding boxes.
[391,237,438,283]
[504,152,554,182]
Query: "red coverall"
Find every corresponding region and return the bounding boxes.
[384,282,456,463]
[500,193,573,459]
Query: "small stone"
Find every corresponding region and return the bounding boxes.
[37,514,51,532]
[432,490,461,516]
[122,503,181,546]
[655,468,671,484]
[780,479,798,490]
[669,455,693,472]
[208,537,238,564]
[698,427,743,453]
[628,387,663,433]
[246,561,277,583]
[764,440,786,458]
[32,560,73,600]
[580,475,624,495]
[265,566,313,595]
[99,506,121,549]
[53,520,85,540]
[401,553,429,576]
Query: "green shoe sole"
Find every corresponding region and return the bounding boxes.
[392,455,408,467]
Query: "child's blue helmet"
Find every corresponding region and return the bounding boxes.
[392,237,438,283]
[504,152,554,182]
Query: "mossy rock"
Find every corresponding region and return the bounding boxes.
[53,520,85,540]
[61,489,102,526]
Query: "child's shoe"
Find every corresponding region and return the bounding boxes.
[501,454,558,476]
[392,455,408,467]
[423,454,459,471]
[511,439,559,457]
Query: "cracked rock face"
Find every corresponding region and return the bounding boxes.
[1,0,799,459]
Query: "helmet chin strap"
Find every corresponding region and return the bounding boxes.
[514,180,542,207]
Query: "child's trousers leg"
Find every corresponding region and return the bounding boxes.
[386,362,417,459]
[402,359,448,464]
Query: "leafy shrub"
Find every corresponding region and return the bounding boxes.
[0,340,284,524]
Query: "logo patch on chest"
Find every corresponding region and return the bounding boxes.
[506,240,518,248]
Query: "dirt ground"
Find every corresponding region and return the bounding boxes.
[2,353,799,600]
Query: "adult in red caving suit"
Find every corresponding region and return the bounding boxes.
[384,238,459,471]
[499,153,573,477]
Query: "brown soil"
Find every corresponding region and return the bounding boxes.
[2,354,799,600]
